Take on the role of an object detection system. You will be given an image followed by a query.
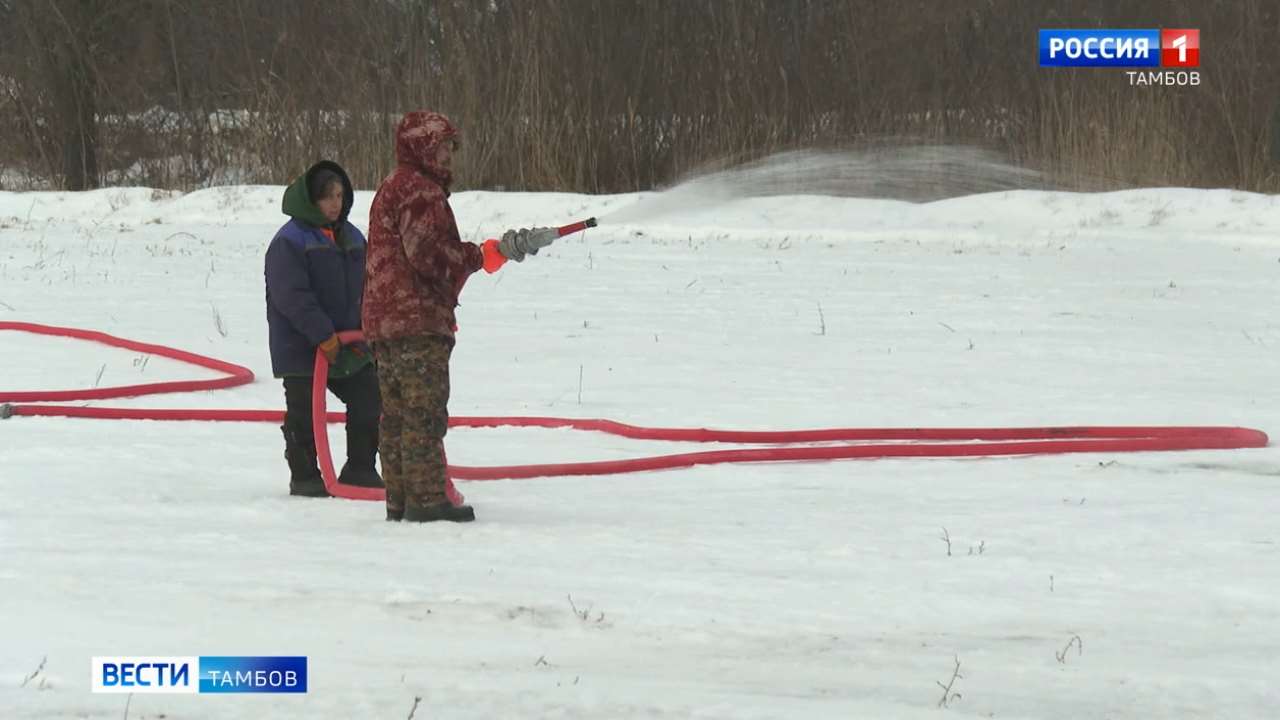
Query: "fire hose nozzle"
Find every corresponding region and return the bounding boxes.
[556,217,598,237]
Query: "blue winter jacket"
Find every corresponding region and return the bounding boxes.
[265,161,371,377]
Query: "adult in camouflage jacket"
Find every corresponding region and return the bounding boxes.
[363,111,558,523]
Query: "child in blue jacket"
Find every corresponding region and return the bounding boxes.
[265,160,382,496]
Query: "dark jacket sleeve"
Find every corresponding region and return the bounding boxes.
[265,234,335,345]
[346,222,368,248]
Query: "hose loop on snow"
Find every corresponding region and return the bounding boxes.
[1,321,1271,503]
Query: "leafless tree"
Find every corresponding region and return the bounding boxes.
[0,0,1276,193]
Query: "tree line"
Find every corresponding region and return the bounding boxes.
[1,0,1277,193]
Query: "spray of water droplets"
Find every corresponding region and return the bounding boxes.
[603,144,1045,223]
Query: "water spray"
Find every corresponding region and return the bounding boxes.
[600,145,1045,225]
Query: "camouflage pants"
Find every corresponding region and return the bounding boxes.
[371,334,453,513]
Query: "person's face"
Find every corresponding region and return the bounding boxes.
[435,137,459,171]
[316,182,343,223]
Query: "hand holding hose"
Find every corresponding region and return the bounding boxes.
[480,217,597,273]
[481,226,556,271]
[317,333,341,363]
[500,227,558,262]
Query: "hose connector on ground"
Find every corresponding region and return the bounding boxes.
[1,403,13,419]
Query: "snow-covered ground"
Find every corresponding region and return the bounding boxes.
[2,184,1279,718]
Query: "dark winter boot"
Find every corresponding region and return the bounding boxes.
[281,425,328,497]
[338,424,384,488]
[403,502,476,523]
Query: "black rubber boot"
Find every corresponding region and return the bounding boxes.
[338,424,384,488]
[281,424,328,497]
[403,502,476,523]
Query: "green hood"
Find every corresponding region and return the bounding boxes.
[281,160,355,233]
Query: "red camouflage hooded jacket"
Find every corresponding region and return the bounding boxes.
[362,111,484,343]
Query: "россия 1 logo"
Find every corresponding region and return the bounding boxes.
[1038,29,1200,86]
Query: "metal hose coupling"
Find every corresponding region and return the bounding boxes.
[1,403,13,419]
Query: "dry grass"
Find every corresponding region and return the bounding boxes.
[1,0,1277,193]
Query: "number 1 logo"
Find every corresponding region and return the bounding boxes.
[1161,29,1199,68]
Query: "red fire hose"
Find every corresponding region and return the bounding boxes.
[2,321,1269,503]
[312,330,464,503]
